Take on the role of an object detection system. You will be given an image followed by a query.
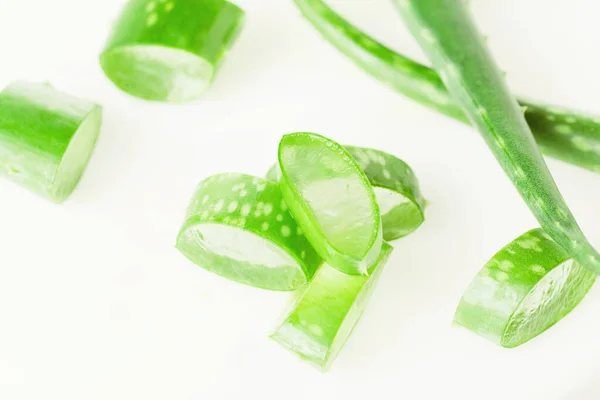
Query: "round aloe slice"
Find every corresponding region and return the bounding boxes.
[0,81,102,203]
[271,242,393,371]
[176,173,322,291]
[454,228,596,348]
[278,132,383,275]
[100,0,244,102]
[267,145,425,242]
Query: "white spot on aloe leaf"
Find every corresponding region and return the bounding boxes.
[514,167,526,179]
[300,250,306,259]
[572,137,594,152]
[239,189,248,197]
[497,260,514,271]
[202,194,209,204]
[214,199,224,212]
[555,124,573,134]
[281,226,291,237]
[227,201,238,212]
[164,1,174,11]
[530,265,545,274]
[546,115,556,121]
[146,13,158,26]
[494,271,509,282]
[518,237,543,252]
[566,116,577,124]
[241,204,251,216]
[276,214,283,222]
[261,222,269,231]
[383,169,391,179]
[264,203,273,215]
[309,324,324,336]
[146,1,156,12]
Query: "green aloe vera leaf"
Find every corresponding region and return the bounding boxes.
[455,229,596,348]
[176,173,322,291]
[271,242,393,371]
[278,132,383,275]
[394,0,600,274]
[293,0,600,173]
[101,0,244,102]
[0,81,102,203]
[267,145,425,241]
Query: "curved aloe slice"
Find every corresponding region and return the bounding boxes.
[176,173,322,291]
[394,0,600,275]
[455,229,596,348]
[293,0,600,173]
[268,145,425,241]
[0,81,102,203]
[278,133,382,275]
[271,242,393,370]
[101,0,244,102]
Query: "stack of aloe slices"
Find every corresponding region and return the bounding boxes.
[177,132,427,369]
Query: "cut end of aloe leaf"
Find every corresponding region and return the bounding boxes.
[52,106,102,202]
[268,145,426,242]
[101,0,244,102]
[278,132,383,275]
[454,229,596,348]
[271,243,393,371]
[100,46,215,102]
[0,81,102,203]
[176,173,322,291]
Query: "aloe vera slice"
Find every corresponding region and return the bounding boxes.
[176,173,322,291]
[100,0,244,102]
[278,133,382,275]
[455,229,596,348]
[0,81,102,203]
[268,145,425,241]
[394,0,600,275]
[293,0,600,173]
[271,242,393,370]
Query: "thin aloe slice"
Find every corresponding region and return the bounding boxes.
[394,0,600,275]
[100,0,244,102]
[293,0,600,173]
[176,173,322,291]
[268,145,425,241]
[271,242,393,371]
[455,229,596,348]
[0,81,102,203]
[278,132,382,275]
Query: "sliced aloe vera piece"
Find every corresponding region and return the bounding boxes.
[100,0,244,102]
[278,132,383,275]
[455,229,596,348]
[268,145,425,241]
[176,173,322,291]
[0,81,102,203]
[271,242,393,371]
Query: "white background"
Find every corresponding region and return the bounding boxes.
[0,0,600,398]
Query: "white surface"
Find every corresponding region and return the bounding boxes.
[1,0,600,399]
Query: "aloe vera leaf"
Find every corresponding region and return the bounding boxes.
[278,132,383,275]
[293,0,600,173]
[394,0,600,274]
[455,229,596,348]
[267,145,425,241]
[271,242,393,371]
[176,173,322,291]
[101,0,244,102]
[0,81,102,203]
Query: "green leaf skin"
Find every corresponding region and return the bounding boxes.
[293,0,600,173]
[101,0,244,102]
[394,0,600,275]
[271,242,393,371]
[0,81,102,203]
[176,173,322,291]
[278,133,383,276]
[267,145,425,241]
[455,229,596,348]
